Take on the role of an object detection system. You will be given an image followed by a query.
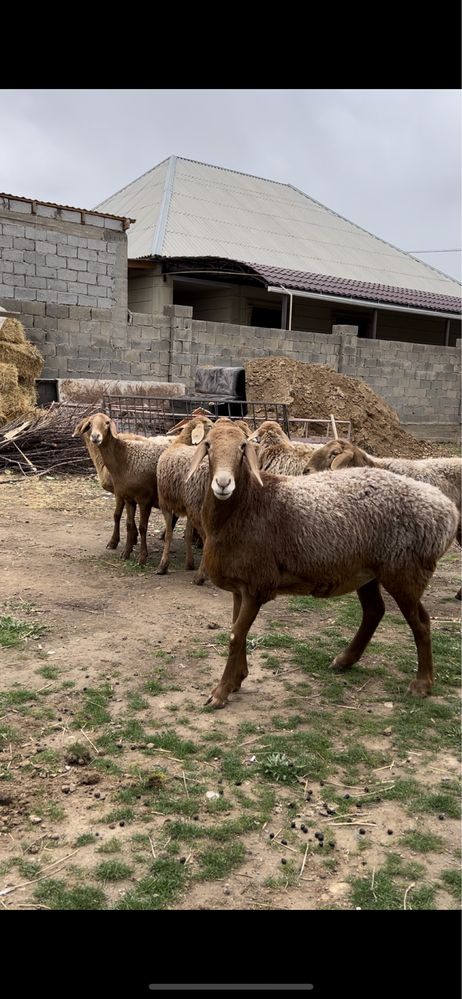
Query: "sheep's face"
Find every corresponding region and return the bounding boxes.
[186,423,263,499]
[86,413,114,446]
[249,420,286,447]
[305,439,355,473]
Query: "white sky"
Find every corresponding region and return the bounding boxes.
[1,88,460,282]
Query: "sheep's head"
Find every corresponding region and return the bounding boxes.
[72,412,117,446]
[249,420,287,446]
[173,415,214,445]
[186,422,263,500]
[305,439,371,473]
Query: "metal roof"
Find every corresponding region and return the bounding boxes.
[96,156,461,302]
[156,256,461,316]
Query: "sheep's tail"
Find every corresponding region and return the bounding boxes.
[422,497,459,570]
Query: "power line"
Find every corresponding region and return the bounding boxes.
[408,248,462,253]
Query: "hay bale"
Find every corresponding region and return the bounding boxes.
[0,362,18,392]
[0,340,43,379]
[0,318,27,344]
[0,363,37,422]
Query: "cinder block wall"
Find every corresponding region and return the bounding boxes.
[0,195,128,378]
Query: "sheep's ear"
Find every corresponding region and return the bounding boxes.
[186,440,208,480]
[72,417,91,437]
[191,423,205,445]
[331,452,355,470]
[109,420,118,436]
[167,416,190,435]
[244,440,263,486]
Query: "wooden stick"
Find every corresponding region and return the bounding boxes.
[330,414,339,440]
[404,882,415,910]
[148,836,156,860]
[80,728,100,755]
[299,842,310,879]
[0,849,80,897]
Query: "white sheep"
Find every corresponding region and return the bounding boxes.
[306,440,462,599]
[249,420,319,474]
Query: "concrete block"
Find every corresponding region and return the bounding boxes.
[58,292,78,306]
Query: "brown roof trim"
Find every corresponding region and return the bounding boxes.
[0,192,135,225]
[144,255,461,316]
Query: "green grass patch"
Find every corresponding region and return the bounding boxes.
[0,615,45,648]
[116,858,187,910]
[97,837,122,854]
[196,841,245,880]
[95,860,133,882]
[400,830,444,854]
[75,833,97,847]
[34,879,107,910]
[439,869,461,899]
[36,664,59,680]
[73,684,112,728]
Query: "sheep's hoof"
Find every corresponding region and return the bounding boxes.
[331,653,354,671]
[106,540,118,550]
[138,555,147,566]
[193,573,206,586]
[205,687,229,709]
[408,678,431,698]
[120,551,131,561]
[156,564,168,575]
[186,562,195,571]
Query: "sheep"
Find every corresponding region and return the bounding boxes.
[156,415,215,582]
[306,439,462,599]
[76,413,173,564]
[186,421,458,708]
[72,416,146,550]
[248,420,319,474]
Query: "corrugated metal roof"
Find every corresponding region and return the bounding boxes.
[96,156,461,302]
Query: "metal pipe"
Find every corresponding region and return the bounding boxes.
[371,309,378,339]
[444,318,451,345]
[266,285,459,321]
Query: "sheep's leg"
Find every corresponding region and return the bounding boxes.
[137,501,152,566]
[193,554,207,586]
[156,512,173,574]
[107,495,124,549]
[159,514,178,543]
[332,580,385,671]
[184,518,195,571]
[206,592,261,709]
[455,524,461,600]
[121,499,137,560]
[391,594,433,697]
[193,530,207,585]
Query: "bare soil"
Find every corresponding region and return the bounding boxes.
[0,473,460,911]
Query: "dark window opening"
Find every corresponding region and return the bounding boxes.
[333,312,372,338]
[251,307,282,329]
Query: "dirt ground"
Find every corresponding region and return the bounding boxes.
[0,472,460,911]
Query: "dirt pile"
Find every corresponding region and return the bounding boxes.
[0,313,44,425]
[245,357,452,457]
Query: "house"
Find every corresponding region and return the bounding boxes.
[96,156,461,347]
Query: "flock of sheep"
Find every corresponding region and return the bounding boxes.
[73,412,461,709]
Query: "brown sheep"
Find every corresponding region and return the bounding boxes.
[186,422,458,708]
[72,417,145,550]
[156,415,215,582]
[76,413,172,564]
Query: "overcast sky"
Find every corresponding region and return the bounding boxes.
[1,89,460,282]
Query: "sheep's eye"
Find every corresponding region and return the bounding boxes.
[240,441,247,453]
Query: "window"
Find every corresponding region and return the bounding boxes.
[251,306,282,329]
